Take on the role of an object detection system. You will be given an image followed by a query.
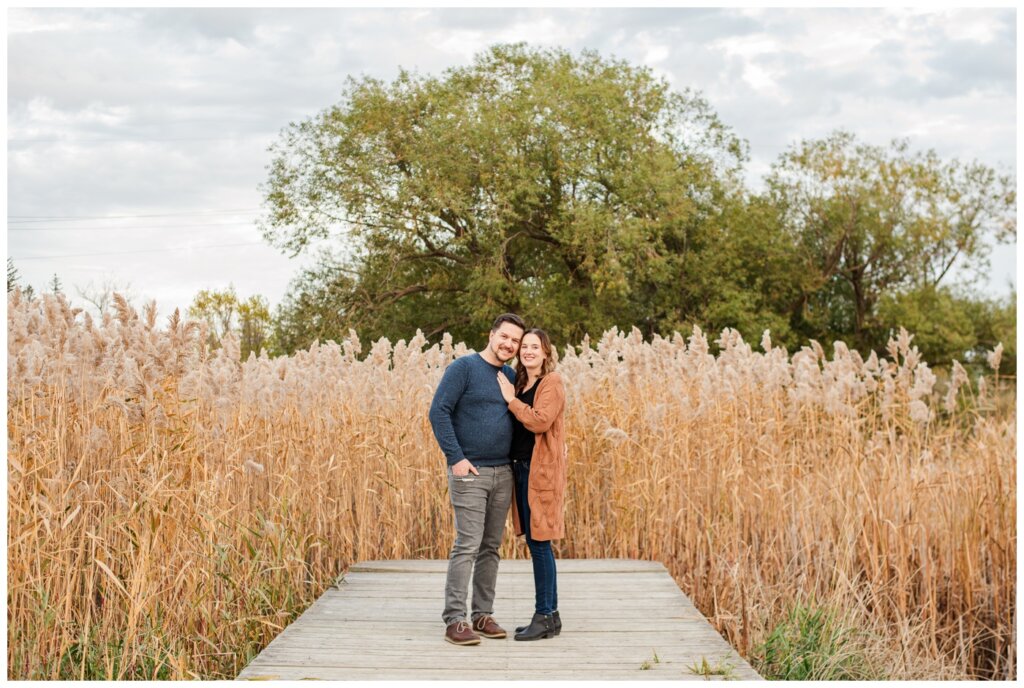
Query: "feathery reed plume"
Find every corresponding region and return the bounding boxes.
[6,293,1014,680]
[987,343,1004,373]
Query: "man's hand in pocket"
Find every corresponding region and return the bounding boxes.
[451,459,480,477]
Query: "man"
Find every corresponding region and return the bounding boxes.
[429,313,526,646]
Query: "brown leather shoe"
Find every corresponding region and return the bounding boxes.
[472,615,507,639]
[445,620,481,645]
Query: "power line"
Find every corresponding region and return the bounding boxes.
[13,241,268,261]
[8,134,274,144]
[9,221,260,232]
[8,208,260,222]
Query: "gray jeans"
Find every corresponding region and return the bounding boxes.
[442,464,514,626]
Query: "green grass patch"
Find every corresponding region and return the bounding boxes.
[687,655,737,680]
[752,601,884,680]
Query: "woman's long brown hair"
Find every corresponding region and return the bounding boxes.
[514,328,556,395]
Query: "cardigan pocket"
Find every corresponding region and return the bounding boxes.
[530,458,557,491]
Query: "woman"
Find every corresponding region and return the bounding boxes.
[496,328,567,641]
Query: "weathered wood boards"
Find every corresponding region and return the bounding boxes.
[236,559,762,680]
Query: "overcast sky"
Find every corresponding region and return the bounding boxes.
[6,7,1017,325]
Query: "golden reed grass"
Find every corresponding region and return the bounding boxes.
[7,291,1015,679]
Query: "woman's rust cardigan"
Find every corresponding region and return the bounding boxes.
[508,371,567,541]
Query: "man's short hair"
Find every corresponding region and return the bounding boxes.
[491,313,526,333]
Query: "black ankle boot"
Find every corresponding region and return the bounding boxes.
[514,612,556,641]
[516,610,560,635]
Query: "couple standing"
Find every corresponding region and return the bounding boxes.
[428,313,567,646]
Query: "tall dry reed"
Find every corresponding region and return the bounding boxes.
[7,291,1015,679]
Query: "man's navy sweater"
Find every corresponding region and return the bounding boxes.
[429,353,516,467]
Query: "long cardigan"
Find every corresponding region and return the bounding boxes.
[508,371,567,541]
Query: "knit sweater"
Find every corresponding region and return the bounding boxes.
[428,353,516,467]
[508,371,568,541]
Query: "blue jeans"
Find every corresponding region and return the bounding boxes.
[513,460,557,616]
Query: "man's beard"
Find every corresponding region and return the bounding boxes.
[491,342,515,363]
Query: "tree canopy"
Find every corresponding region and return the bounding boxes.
[260,43,746,348]
[188,285,273,359]
[259,43,1015,370]
[764,131,1015,354]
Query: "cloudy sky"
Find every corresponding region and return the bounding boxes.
[7,7,1017,323]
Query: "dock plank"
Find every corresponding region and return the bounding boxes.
[236,559,761,681]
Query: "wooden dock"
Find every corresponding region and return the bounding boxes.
[236,559,762,680]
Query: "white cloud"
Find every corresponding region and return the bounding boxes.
[13,98,132,137]
[6,8,125,34]
[939,8,1006,43]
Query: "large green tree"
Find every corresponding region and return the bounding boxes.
[188,286,239,349]
[687,191,808,351]
[962,291,1016,376]
[271,252,357,355]
[764,131,1015,355]
[260,43,746,349]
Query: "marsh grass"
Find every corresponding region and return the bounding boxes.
[754,601,883,680]
[7,291,1015,679]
